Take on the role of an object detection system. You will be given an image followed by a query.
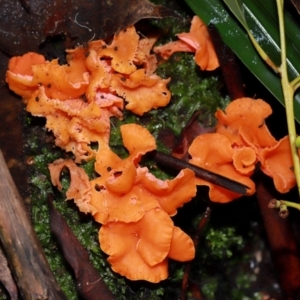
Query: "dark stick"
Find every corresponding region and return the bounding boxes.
[152,151,250,195]
[0,150,67,300]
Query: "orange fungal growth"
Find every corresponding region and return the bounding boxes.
[120,123,157,161]
[258,136,296,193]
[6,24,172,161]
[31,48,89,101]
[8,52,45,76]
[6,52,45,100]
[48,159,95,215]
[177,16,219,70]
[215,98,277,148]
[97,26,139,74]
[26,87,111,162]
[215,98,296,194]
[99,209,170,283]
[7,48,89,101]
[189,133,256,203]
[10,22,289,285]
[90,124,196,224]
[99,208,194,283]
[110,69,171,116]
[154,16,219,71]
[188,98,296,202]
[49,123,196,282]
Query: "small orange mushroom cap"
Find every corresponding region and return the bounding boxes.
[189,133,256,203]
[154,16,219,71]
[215,98,277,148]
[48,159,95,214]
[177,16,219,70]
[6,52,45,100]
[258,136,296,193]
[97,26,139,75]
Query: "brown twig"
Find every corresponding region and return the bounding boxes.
[152,151,250,195]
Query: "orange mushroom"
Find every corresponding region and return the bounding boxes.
[48,123,196,282]
[99,207,194,283]
[7,47,89,101]
[258,136,296,193]
[30,48,89,100]
[189,132,256,203]
[110,69,171,116]
[48,159,95,215]
[154,16,219,71]
[6,52,45,100]
[97,26,139,75]
[26,87,111,162]
[215,98,277,148]
[8,24,197,283]
[177,16,219,70]
[90,124,196,224]
[215,98,296,194]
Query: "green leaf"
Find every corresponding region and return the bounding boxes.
[224,0,248,29]
[185,0,300,123]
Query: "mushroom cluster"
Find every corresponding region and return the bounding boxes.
[6,23,196,282]
[6,25,171,162]
[5,16,296,284]
[189,98,295,202]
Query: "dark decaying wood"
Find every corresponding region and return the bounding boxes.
[0,246,18,300]
[208,24,245,100]
[256,177,300,299]
[48,194,115,300]
[0,0,178,56]
[0,150,67,300]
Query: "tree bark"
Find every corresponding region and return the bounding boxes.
[0,150,67,300]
